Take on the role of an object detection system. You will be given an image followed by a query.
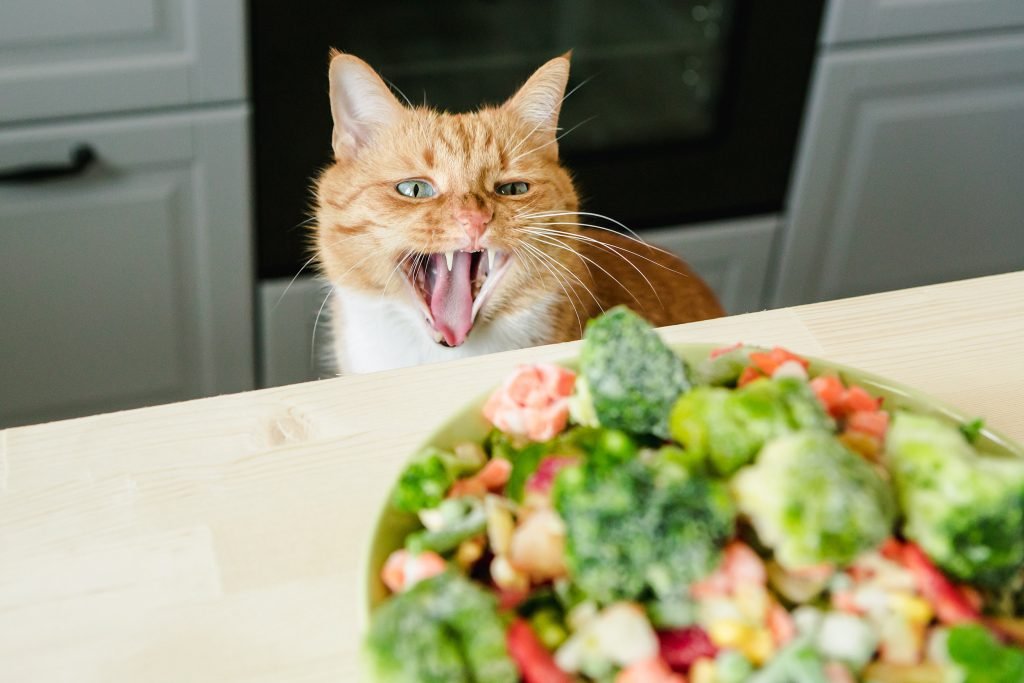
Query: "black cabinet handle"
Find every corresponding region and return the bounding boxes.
[0,144,98,183]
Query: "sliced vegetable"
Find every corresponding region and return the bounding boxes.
[657,625,718,671]
[507,619,572,683]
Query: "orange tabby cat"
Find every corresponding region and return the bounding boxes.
[315,51,723,374]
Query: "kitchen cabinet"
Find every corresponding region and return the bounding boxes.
[773,30,1024,306]
[257,216,776,388]
[0,0,252,428]
[823,0,1024,45]
[0,0,245,123]
[0,108,254,427]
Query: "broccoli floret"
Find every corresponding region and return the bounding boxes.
[553,454,735,604]
[578,306,692,439]
[392,446,485,513]
[670,377,834,476]
[365,571,518,683]
[887,412,1024,586]
[732,431,895,569]
[406,497,486,554]
[946,624,1024,683]
[491,426,635,502]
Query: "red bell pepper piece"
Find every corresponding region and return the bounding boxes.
[506,619,572,683]
[901,542,980,625]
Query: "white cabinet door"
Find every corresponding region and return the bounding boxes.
[645,216,778,316]
[774,32,1024,307]
[823,0,1024,45]
[0,106,254,427]
[0,0,246,124]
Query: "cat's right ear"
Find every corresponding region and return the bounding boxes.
[328,51,405,160]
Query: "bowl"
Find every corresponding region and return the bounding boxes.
[361,343,1024,619]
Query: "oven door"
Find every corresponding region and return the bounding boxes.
[251,0,824,279]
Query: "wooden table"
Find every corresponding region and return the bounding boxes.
[2,272,1022,682]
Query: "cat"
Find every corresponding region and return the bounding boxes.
[314,51,724,375]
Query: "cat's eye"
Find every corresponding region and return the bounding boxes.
[396,179,436,198]
[496,181,529,196]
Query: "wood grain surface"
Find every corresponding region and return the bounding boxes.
[1,271,1022,682]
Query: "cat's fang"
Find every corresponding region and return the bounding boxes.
[486,249,495,272]
[444,251,454,271]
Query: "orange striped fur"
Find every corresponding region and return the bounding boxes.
[314,52,723,374]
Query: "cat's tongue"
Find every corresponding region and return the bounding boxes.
[428,251,474,346]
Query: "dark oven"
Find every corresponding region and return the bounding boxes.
[250,1,825,280]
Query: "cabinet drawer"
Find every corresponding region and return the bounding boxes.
[823,0,1024,45]
[0,0,245,124]
[0,106,253,427]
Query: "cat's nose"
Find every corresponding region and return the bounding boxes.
[455,206,493,246]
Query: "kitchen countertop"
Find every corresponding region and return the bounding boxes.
[2,271,1022,682]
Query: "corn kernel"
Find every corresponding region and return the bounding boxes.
[455,536,484,569]
[485,495,515,556]
[689,658,717,683]
[709,619,752,649]
[742,628,776,666]
[890,593,933,624]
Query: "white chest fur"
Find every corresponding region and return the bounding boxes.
[331,286,557,375]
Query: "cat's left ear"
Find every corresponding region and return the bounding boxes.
[328,51,405,160]
[506,53,572,141]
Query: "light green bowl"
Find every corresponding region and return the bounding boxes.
[361,344,1024,621]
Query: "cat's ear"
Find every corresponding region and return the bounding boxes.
[506,53,572,138]
[328,51,405,160]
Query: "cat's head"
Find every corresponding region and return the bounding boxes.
[315,51,579,348]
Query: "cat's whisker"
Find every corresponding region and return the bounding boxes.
[518,225,665,307]
[517,239,601,310]
[310,253,378,365]
[516,244,594,339]
[517,210,649,245]
[273,253,321,311]
[379,251,415,301]
[310,289,333,369]
[504,74,595,158]
[272,231,366,312]
[516,242,584,336]
[381,75,414,108]
[520,224,680,275]
[522,222,684,275]
[509,115,596,164]
[516,242,582,314]
[516,230,641,309]
[274,232,370,313]
[509,245,537,278]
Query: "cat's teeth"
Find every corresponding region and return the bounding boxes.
[486,249,495,272]
[444,251,454,271]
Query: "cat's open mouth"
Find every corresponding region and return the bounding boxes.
[403,249,512,347]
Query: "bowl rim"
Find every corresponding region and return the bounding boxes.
[358,342,1024,628]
